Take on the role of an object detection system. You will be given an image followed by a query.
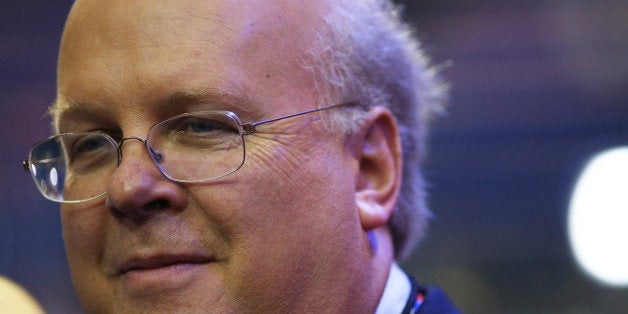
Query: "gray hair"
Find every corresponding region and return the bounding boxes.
[307,0,448,260]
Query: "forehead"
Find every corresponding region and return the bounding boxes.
[54,0,330,124]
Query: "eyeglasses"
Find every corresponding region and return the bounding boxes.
[23,101,361,203]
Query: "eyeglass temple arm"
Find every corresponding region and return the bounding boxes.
[23,156,64,171]
[241,101,364,135]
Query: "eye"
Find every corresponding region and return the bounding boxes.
[62,133,116,173]
[176,116,239,136]
[71,134,111,157]
[188,119,228,134]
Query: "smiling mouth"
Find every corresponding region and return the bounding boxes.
[119,254,213,275]
[117,254,215,293]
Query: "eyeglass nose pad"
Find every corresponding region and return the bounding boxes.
[149,147,164,163]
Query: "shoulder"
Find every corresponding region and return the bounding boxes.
[404,275,461,314]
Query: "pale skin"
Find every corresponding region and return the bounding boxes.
[55,0,403,313]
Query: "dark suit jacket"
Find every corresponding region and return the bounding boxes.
[403,276,461,314]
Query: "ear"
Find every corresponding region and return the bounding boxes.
[354,107,402,231]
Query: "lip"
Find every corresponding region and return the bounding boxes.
[118,254,214,294]
[119,254,212,274]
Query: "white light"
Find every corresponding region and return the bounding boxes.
[0,276,44,313]
[50,167,58,187]
[30,164,36,176]
[568,146,628,287]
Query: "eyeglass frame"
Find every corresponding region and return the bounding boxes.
[23,101,363,203]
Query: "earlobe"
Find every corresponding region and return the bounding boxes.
[354,107,402,231]
[356,190,390,230]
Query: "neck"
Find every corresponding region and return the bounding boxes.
[364,227,396,311]
[261,227,394,313]
[313,227,395,312]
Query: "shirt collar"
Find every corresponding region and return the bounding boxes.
[375,263,411,314]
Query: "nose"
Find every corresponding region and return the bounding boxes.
[106,137,187,222]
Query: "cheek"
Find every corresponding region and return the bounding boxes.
[60,204,113,310]
[184,134,361,309]
[224,169,359,308]
[238,133,359,231]
[222,137,358,258]
[60,205,108,275]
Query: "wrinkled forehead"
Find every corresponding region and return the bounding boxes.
[53,0,332,123]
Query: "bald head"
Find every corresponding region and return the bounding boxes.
[55,0,334,122]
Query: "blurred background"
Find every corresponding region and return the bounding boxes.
[1,0,627,313]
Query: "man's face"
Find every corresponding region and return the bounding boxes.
[56,1,368,312]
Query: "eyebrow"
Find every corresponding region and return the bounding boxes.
[162,88,257,114]
[50,97,106,133]
[51,87,261,128]
[50,97,89,121]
